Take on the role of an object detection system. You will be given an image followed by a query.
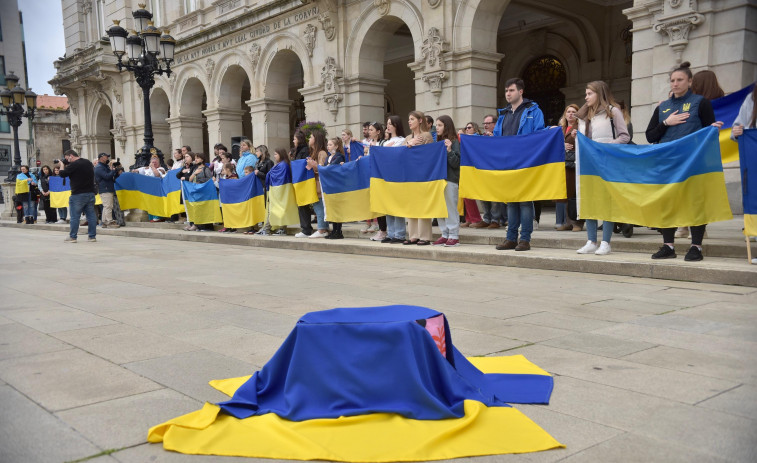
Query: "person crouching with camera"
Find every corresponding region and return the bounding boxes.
[94,152,120,229]
[57,150,97,243]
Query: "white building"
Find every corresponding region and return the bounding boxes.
[0,0,31,178]
[50,0,756,209]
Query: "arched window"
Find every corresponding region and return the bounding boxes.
[522,56,566,126]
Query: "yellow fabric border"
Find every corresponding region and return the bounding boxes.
[467,355,551,376]
[719,128,739,164]
[50,190,70,208]
[323,188,379,222]
[293,178,319,206]
[579,171,733,228]
[268,184,300,227]
[15,178,29,194]
[744,214,757,237]
[116,189,183,217]
[185,199,223,225]
[222,196,266,229]
[459,163,567,203]
[369,178,447,218]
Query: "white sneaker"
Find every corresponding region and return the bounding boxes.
[294,232,308,238]
[370,231,387,241]
[577,240,598,254]
[595,241,611,255]
[309,230,328,238]
[752,258,757,264]
[366,224,378,232]
[533,220,539,230]
[56,219,66,224]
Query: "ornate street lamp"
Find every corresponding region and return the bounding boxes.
[106,4,175,168]
[1,71,37,181]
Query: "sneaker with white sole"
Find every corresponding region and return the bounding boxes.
[294,232,308,238]
[64,237,77,243]
[370,231,387,241]
[310,230,329,238]
[56,219,66,224]
[595,241,611,255]
[274,229,287,235]
[576,240,598,254]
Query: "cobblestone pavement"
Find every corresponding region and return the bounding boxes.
[1,227,755,462]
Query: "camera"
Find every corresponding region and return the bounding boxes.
[112,157,125,176]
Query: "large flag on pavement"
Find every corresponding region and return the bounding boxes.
[459,129,566,202]
[115,173,183,217]
[148,305,563,461]
[712,83,755,164]
[369,142,447,218]
[319,156,378,222]
[739,129,757,236]
[182,180,223,225]
[577,126,732,227]
[265,162,300,227]
[218,174,266,229]
[290,159,318,206]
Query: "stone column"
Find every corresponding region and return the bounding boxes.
[441,50,503,127]
[341,76,389,133]
[202,109,246,148]
[247,98,292,152]
[166,116,204,155]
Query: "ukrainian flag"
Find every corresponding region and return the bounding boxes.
[346,140,365,162]
[739,129,757,236]
[320,156,378,222]
[218,174,266,229]
[182,180,223,225]
[459,129,566,202]
[266,162,300,227]
[148,305,563,461]
[290,159,318,206]
[713,83,755,164]
[115,173,183,217]
[577,126,733,227]
[48,176,103,207]
[369,142,447,218]
[15,177,29,194]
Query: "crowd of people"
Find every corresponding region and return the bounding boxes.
[14,62,756,260]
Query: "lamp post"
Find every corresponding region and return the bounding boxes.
[106,4,175,169]
[1,71,37,182]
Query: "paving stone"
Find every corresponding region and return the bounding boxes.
[697,384,757,420]
[209,306,300,337]
[444,311,575,342]
[124,350,256,403]
[2,304,118,333]
[560,432,727,463]
[104,305,228,336]
[0,322,73,361]
[629,313,731,334]
[0,349,161,411]
[0,385,101,462]
[169,325,286,367]
[113,442,260,462]
[508,311,616,332]
[52,323,201,364]
[57,388,202,449]
[450,328,528,356]
[541,332,657,358]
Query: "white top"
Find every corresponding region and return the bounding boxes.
[170,160,184,170]
[138,166,166,177]
[383,136,405,147]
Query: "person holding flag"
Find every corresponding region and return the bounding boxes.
[731,85,756,140]
[402,110,435,246]
[16,165,38,224]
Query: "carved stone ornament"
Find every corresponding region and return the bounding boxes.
[318,13,336,41]
[321,57,343,121]
[323,94,342,121]
[428,0,442,8]
[168,73,177,92]
[422,71,447,104]
[111,113,127,149]
[374,0,390,16]
[250,43,262,71]
[205,58,216,80]
[70,124,82,151]
[136,87,143,101]
[303,24,317,57]
[421,27,445,71]
[653,0,705,62]
[69,99,78,116]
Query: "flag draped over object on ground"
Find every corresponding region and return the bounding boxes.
[218,175,266,229]
[15,177,29,195]
[459,129,566,203]
[319,156,378,222]
[148,305,563,461]
[290,159,318,206]
[346,141,365,162]
[369,142,447,218]
[739,129,757,236]
[182,180,223,225]
[712,83,755,164]
[265,162,300,227]
[115,173,182,217]
[577,126,732,227]
[48,176,102,208]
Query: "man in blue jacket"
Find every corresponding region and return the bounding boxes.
[493,78,545,252]
[94,152,119,228]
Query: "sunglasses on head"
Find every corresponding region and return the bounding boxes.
[466,126,474,130]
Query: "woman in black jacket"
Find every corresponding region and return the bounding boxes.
[290,131,314,236]
[39,165,58,223]
[254,145,275,184]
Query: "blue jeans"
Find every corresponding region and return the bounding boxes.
[58,207,67,220]
[506,201,534,242]
[479,201,504,224]
[586,219,613,243]
[438,182,460,239]
[69,192,97,239]
[556,202,566,225]
[22,196,34,218]
[312,198,328,230]
[386,215,406,240]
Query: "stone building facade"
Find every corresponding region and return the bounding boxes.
[31,95,71,168]
[50,0,756,208]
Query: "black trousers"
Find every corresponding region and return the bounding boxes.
[298,205,314,235]
[377,216,387,232]
[661,225,706,246]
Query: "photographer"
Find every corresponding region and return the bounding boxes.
[94,152,119,229]
[57,149,97,243]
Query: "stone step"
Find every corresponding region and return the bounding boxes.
[4,221,756,288]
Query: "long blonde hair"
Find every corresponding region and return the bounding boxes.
[576,81,618,121]
[559,104,580,128]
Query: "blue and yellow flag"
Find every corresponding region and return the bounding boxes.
[290,159,318,206]
[182,180,223,225]
[48,176,102,207]
[320,156,378,223]
[577,126,732,227]
[712,83,755,164]
[265,162,300,227]
[148,305,563,461]
[218,174,266,229]
[346,141,365,162]
[15,177,29,195]
[115,172,183,217]
[459,129,566,202]
[739,129,757,236]
[369,142,447,218]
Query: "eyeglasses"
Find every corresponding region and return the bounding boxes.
[465,126,474,130]
[482,121,494,125]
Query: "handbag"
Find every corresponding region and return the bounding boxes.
[565,150,576,169]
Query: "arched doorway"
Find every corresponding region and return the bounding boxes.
[149,87,171,159]
[94,105,115,157]
[210,65,252,151]
[177,77,210,156]
[262,49,304,151]
[522,56,566,126]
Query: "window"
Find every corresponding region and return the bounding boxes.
[0,55,6,86]
[184,0,198,14]
[0,115,10,133]
[0,13,4,41]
